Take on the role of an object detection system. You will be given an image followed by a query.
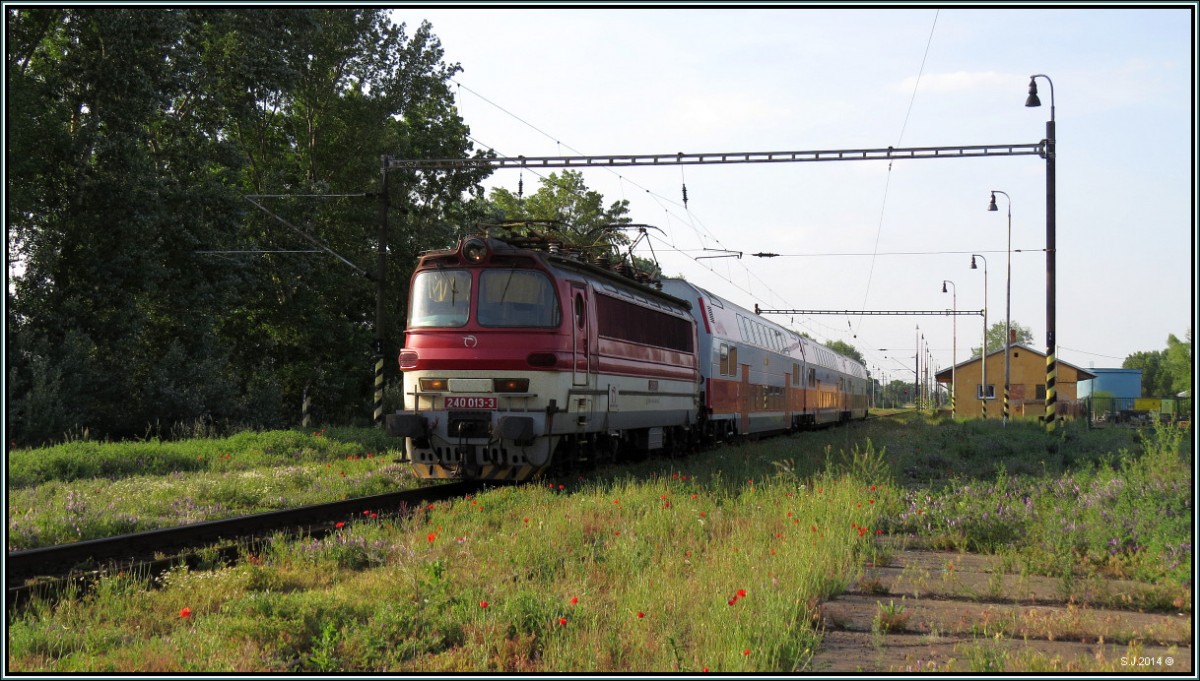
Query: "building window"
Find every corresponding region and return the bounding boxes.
[977,384,996,399]
[1036,384,1046,400]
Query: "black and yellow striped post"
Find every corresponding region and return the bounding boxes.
[374,155,389,427]
[373,353,385,426]
[1045,351,1057,430]
[1025,74,1056,433]
[302,386,312,429]
[1003,384,1009,423]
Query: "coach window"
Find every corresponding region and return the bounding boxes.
[792,363,800,386]
[574,292,586,329]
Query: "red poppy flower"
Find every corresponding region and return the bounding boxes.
[480,600,489,609]
[743,648,751,656]
[736,589,747,598]
[427,533,437,542]
[637,611,645,619]
[559,617,568,626]
[179,607,191,618]
[569,596,578,605]
[335,521,345,529]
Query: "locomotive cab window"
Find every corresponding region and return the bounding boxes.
[410,270,471,328]
[478,270,561,328]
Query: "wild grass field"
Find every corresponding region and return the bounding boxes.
[5,414,1193,672]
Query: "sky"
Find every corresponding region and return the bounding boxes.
[398,4,1196,387]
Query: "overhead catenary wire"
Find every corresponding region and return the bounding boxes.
[854,8,940,341]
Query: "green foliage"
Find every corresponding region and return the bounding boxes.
[6,9,490,445]
[488,170,632,247]
[824,340,865,367]
[970,320,1034,358]
[1123,330,1191,397]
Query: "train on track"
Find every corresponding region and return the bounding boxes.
[386,227,868,481]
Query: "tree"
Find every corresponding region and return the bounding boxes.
[5,8,489,443]
[1125,329,1192,397]
[1123,350,1168,397]
[825,340,865,368]
[970,320,1033,358]
[488,171,632,246]
[1163,330,1192,395]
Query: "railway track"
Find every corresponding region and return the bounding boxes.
[6,480,483,609]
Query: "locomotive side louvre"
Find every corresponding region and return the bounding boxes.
[659,279,869,437]
[391,237,698,481]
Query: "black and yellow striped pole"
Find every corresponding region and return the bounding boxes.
[302,386,312,429]
[1026,74,1056,432]
[373,352,385,425]
[374,155,389,427]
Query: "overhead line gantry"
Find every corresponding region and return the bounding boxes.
[384,142,1044,170]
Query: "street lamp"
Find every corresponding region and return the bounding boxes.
[942,280,957,419]
[988,190,1012,425]
[1026,74,1056,431]
[971,254,988,419]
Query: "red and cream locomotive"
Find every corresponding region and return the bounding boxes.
[387,229,867,481]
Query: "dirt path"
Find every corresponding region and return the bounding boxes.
[808,539,1192,673]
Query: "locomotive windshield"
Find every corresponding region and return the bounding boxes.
[410,270,471,328]
[477,269,560,328]
[408,268,560,329]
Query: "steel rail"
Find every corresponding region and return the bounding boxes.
[6,481,482,594]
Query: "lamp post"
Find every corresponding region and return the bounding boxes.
[1026,74,1056,431]
[942,280,957,419]
[988,190,1012,425]
[971,254,988,419]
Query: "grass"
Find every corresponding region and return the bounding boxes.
[4,413,1193,672]
[6,428,421,550]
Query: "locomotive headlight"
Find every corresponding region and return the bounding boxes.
[419,378,448,392]
[462,239,488,263]
[493,378,530,393]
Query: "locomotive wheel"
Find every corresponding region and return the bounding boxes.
[595,435,619,467]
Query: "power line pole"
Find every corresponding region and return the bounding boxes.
[374,155,389,426]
